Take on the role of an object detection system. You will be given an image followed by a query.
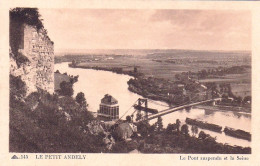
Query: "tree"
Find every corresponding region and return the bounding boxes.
[10,8,44,30]
[198,131,208,139]
[181,124,189,135]
[243,96,251,104]
[137,122,150,137]
[126,115,132,122]
[156,116,163,132]
[75,92,87,109]
[175,74,181,81]
[191,125,198,136]
[10,8,45,66]
[72,59,76,66]
[235,96,242,105]
[10,74,27,99]
[60,81,73,96]
[176,119,181,132]
[166,123,177,134]
[134,67,137,73]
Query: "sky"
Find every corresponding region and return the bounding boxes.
[39,9,251,52]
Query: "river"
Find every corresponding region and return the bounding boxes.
[55,62,251,147]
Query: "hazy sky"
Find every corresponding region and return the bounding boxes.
[39,9,251,52]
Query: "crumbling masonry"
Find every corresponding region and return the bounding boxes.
[10,24,54,95]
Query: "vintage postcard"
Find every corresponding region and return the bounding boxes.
[0,0,260,166]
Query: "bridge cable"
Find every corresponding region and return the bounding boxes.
[145,98,217,121]
[145,94,202,119]
[116,99,139,123]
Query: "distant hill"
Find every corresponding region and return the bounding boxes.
[55,49,251,57]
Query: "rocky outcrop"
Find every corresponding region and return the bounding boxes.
[10,24,54,95]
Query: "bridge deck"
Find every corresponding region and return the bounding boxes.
[136,98,221,122]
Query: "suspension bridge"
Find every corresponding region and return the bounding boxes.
[117,97,222,124]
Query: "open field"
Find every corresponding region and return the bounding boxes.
[56,50,250,76]
[55,49,251,97]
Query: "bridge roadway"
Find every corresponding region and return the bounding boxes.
[136,98,221,123]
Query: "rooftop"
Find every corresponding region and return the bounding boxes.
[101,94,118,105]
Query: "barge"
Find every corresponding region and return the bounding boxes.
[224,127,251,141]
[185,118,222,132]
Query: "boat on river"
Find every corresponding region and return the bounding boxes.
[224,127,251,141]
[185,118,222,132]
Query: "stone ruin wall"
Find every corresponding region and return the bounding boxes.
[10,24,54,95]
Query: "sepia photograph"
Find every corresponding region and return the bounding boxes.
[9,8,252,154]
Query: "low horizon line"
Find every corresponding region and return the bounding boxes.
[55,48,251,53]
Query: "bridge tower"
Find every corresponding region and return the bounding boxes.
[138,98,148,120]
[134,98,158,121]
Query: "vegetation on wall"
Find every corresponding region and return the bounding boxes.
[10,8,44,30]
[9,8,45,67]
[10,74,27,100]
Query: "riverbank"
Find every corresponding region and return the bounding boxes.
[69,63,143,78]
[194,105,251,113]
[69,63,174,104]
[55,62,251,149]
[68,63,251,114]
[128,84,171,105]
